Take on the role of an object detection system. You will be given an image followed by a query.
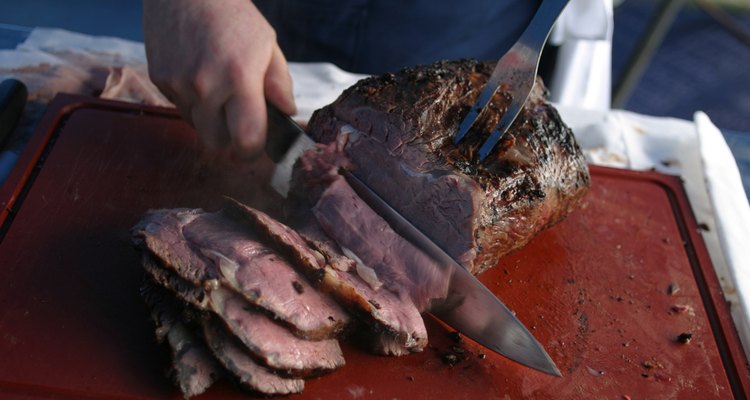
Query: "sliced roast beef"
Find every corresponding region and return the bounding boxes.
[299,223,357,273]
[165,322,222,397]
[142,253,208,309]
[362,329,417,357]
[207,286,345,376]
[141,254,345,378]
[223,197,327,274]
[225,197,428,354]
[133,208,211,284]
[316,263,427,354]
[200,316,305,395]
[133,208,350,340]
[184,211,350,340]
[140,281,222,398]
[313,175,450,312]
[305,59,590,274]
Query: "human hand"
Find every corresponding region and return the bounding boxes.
[143,0,296,159]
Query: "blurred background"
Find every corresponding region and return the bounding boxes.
[1,0,749,196]
[1,1,748,122]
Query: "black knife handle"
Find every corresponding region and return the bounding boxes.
[0,78,28,150]
[265,102,305,163]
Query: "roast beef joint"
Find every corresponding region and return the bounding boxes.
[132,59,590,397]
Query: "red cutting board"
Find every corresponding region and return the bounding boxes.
[1,95,748,399]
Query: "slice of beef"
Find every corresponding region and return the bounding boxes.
[184,211,350,340]
[305,59,590,274]
[142,253,208,309]
[140,281,222,398]
[139,254,345,377]
[207,286,345,377]
[224,197,428,354]
[299,223,357,273]
[133,208,211,284]
[361,329,415,357]
[312,175,450,312]
[223,197,327,275]
[316,262,427,354]
[133,208,350,340]
[200,316,305,395]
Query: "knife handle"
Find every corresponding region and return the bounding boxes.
[265,102,305,163]
[0,78,28,150]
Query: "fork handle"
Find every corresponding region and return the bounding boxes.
[520,0,570,52]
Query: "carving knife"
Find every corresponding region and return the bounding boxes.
[265,104,561,377]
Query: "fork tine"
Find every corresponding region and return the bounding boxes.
[454,84,499,145]
[477,105,519,161]
[477,78,533,161]
[453,106,480,145]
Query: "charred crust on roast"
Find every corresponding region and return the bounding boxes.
[368,299,382,310]
[313,268,326,283]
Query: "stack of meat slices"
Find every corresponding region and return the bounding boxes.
[132,205,346,396]
[132,198,433,397]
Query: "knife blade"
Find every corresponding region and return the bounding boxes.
[265,104,561,376]
[266,103,315,197]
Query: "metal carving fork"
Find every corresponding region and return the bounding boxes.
[454,0,570,161]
